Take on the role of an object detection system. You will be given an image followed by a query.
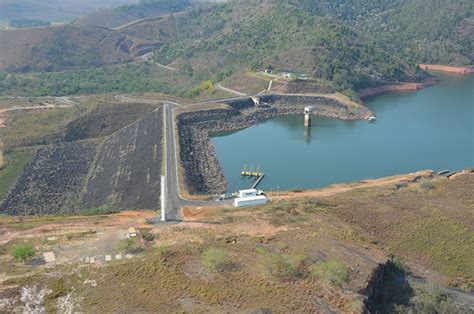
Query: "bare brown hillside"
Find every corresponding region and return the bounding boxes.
[0,18,174,72]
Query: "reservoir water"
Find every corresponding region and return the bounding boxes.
[211,74,474,192]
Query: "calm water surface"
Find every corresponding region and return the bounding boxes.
[211,74,474,191]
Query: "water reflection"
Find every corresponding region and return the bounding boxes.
[304,125,311,144]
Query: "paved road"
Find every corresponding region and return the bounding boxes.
[162,103,227,221]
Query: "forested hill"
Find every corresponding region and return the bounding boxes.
[155,1,420,91]
[294,0,474,66]
[0,0,472,97]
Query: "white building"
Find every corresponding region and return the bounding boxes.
[234,195,268,207]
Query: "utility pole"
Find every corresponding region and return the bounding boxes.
[161,176,166,222]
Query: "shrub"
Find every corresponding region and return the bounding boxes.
[389,254,405,273]
[118,238,144,254]
[11,244,35,261]
[201,248,231,271]
[309,259,349,287]
[419,178,434,190]
[142,232,157,243]
[155,245,169,257]
[411,286,458,313]
[274,241,289,251]
[257,249,305,278]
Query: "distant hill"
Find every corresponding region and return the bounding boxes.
[0,0,472,95]
[296,0,474,66]
[73,0,206,29]
[0,15,175,72]
[0,0,139,21]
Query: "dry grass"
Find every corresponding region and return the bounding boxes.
[1,173,472,311]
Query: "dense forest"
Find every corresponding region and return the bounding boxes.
[0,0,472,97]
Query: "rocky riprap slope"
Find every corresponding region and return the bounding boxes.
[0,105,163,215]
[82,109,163,210]
[0,142,97,215]
[178,95,371,195]
[63,103,156,141]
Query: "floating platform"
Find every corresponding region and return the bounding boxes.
[241,171,264,177]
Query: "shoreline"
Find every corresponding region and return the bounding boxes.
[357,77,438,99]
[419,64,474,75]
[177,95,372,195]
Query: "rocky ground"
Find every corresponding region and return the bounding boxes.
[82,108,163,211]
[0,142,97,215]
[0,102,163,214]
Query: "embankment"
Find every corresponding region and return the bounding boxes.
[357,77,438,99]
[419,64,474,75]
[178,95,372,195]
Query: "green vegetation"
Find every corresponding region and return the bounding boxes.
[257,248,305,278]
[1,106,84,149]
[326,174,474,286]
[157,3,419,92]
[185,80,214,98]
[408,286,460,313]
[201,247,231,271]
[0,150,34,200]
[9,19,51,28]
[11,244,35,261]
[0,63,200,97]
[297,0,474,65]
[309,259,349,287]
[118,238,145,254]
[1,0,472,97]
[398,217,474,279]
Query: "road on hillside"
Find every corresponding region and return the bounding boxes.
[162,103,227,221]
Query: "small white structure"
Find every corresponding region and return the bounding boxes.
[43,252,56,263]
[128,227,137,238]
[238,189,261,198]
[304,106,314,126]
[161,175,166,222]
[251,96,261,106]
[234,195,268,207]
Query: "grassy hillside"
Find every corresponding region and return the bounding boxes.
[0,172,472,312]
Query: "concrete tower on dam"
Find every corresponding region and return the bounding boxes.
[304,106,314,127]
